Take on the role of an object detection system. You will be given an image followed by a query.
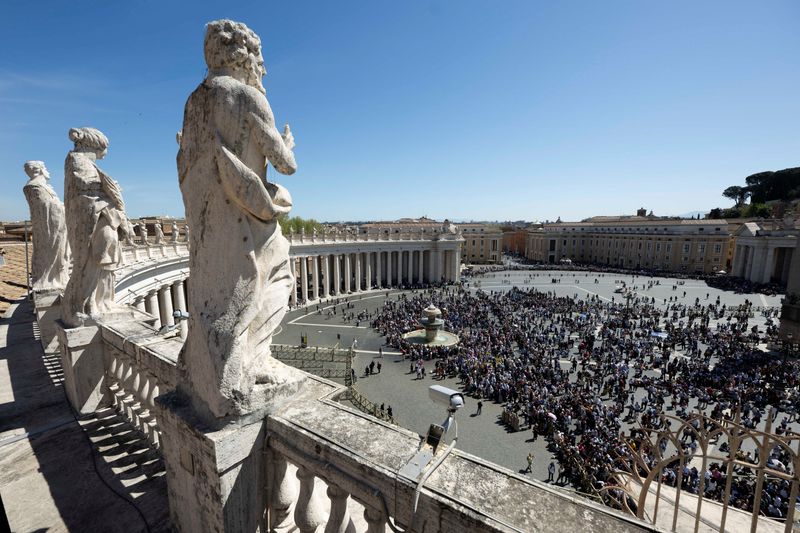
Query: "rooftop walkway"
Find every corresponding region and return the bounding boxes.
[0,297,169,532]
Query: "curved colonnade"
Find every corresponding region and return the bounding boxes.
[112,228,463,338]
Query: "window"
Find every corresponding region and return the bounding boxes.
[714,244,722,254]
[698,244,706,254]
[683,243,690,254]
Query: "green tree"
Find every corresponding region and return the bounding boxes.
[722,185,748,207]
[278,215,323,236]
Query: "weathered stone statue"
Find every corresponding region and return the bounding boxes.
[183,224,189,243]
[22,161,71,291]
[124,220,138,246]
[154,222,164,244]
[140,224,149,246]
[177,19,300,419]
[171,220,179,243]
[61,127,129,327]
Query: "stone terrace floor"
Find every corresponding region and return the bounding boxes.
[0,297,169,532]
[0,244,31,316]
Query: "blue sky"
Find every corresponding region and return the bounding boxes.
[2,1,799,222]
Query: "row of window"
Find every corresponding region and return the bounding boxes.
[550,226,723,234]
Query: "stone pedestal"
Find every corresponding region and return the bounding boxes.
[55,322,107,414]
[156,393,269,533]
[33,290,62,354]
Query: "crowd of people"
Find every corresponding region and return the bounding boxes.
[370,272,796,521]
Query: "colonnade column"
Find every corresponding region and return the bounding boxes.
[145,289,160,329]
[405,250,412,285]
[396,251,403,286]
[333,254,341,295]
[451,250,460,281]
[418,250,425,284]
[172,279,188,339]
[744,246,756,279]
[365,252,372,290]
[300,256,309,304]
[133,296,146,312]
[732,245,742,277]
[290,257,298,306]
[762,246,775,284]
[354,253,362,292]
[322,255,330,298]
[375,251,382,288]
[385,251,391,286]
[158,284,175,328]
[344,254,352,293]
[312,255,320,301]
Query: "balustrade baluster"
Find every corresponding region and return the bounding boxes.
[136,376,151,434]
[295,465,327,533]
[107,357,119,406]
[115,360,131,410]
[126,370,141,421]
[324,484,355,533]
[269,453,298,532]
[363,506,386,533]
[146,382,160,448]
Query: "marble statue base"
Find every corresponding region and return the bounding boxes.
[156,392,272,533]
[33,290,62,354]
[55,322,107,414]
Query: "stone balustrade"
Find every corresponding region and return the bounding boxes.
[100,316,182,451]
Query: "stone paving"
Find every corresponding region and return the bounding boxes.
[0,244,31,317]
[274,269,785,485]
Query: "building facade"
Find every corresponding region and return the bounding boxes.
[525,217,730,274]
[501,227,528,255]
[731,219,797,285]
[460,223,503,264]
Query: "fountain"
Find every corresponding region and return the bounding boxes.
[402,304,459,347]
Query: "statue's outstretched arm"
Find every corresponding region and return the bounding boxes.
[246,92,297,176]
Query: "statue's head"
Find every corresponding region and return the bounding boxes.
[69,127,109,159]
[204,19,266,94]
[23,160,48,180]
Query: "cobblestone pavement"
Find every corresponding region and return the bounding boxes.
[275,269,785,484]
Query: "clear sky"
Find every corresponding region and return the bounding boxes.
[2,1,799,223]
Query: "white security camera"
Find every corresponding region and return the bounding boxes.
[173,310,189,321]
[429,385,464,412]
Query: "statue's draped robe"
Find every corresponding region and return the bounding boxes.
[23,178,70,290]
[177,76,296,418]
[61,152,125,327]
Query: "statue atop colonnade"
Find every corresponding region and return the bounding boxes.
[61,127,130,327]
[177,19,301,420]
[22,161,71,291]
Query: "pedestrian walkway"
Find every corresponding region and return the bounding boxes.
[0,297,169,532]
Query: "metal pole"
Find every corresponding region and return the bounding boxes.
[24,221,31,298]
